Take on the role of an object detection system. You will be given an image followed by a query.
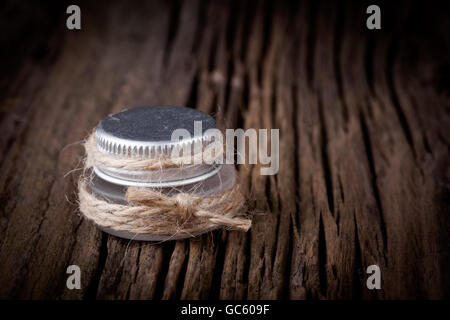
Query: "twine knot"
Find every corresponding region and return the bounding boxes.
[78,133,252,237]
[174,193,201,220]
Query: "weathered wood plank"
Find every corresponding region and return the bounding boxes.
[0,0,448,299]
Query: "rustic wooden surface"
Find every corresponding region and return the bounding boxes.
[0,0,449,299]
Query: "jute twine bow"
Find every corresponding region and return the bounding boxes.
[78,134,251,236]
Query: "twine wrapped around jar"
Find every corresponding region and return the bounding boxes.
[77,106,251,240]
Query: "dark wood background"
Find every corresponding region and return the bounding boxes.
[0,0,449,299]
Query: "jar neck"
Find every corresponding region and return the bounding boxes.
[93,162,223,188]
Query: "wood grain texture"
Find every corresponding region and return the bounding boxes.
[0,0,449,299]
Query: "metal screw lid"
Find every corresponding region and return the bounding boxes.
[96,106,217,158]
[93,106,222,187]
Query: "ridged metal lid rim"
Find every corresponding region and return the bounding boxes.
[95,126,219,157]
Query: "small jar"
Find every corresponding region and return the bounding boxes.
[86,106,236,241]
